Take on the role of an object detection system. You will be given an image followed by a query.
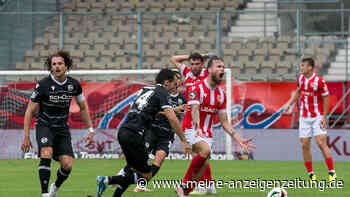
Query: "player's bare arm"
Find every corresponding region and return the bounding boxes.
[218,112,254,153]
[322,95,329,129]
[285,88,300,111]
[21,101,39,152]
[191,103,203,136]
[170,54,190,70]
[77,100,94,146]
[173,104,187,114]
[163,107,191,155]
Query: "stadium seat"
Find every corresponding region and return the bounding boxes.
[16,62,29,70]
[31,62,44,70]
[260,61,276,75]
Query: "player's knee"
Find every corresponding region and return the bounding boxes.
[301,142,310,150]
[40,147,53,158]
[199,147,211,158]
[61,159,73,171]
[316,140,325,148]
[62,161,72,171]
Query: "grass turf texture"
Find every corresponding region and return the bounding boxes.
[0,159,347,197]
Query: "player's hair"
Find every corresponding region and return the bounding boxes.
[156,68,175,84]
[302,57,315,68]
[207,55,223,69]
[189,52,204,62]
[173,70,181,78]
[45,50,73,71]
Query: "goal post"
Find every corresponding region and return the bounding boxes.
[0,69,233,159]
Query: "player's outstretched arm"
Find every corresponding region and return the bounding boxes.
[285,88,300,111]
[163,107,191,155]
[218,112,254,153]
[170,54,190,70]
[21,101,39,152]
[77,100,94,146]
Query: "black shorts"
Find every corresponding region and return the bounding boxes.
[117,127,151,173]
[144,126,174,156]
[36,125,74,161]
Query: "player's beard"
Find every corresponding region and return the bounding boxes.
[212,73,224,85]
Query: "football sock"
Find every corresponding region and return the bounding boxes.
[110,166,135,197]
[304,161,313,174]
[325,157,335,174]
[55,167,71,188]
[151,164,160,177]
[38,158,51,194]
[182,154,207,194]
[199,163,212,187]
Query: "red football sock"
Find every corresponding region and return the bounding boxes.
[325,157,334,172]
[304,161,313,173]
[182,154,207,193]
[199,163,212,188]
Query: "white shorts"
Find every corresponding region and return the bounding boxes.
[184,129,213,150]
[299,116,327,138]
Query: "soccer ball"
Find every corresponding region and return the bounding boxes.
[267,187,288,197]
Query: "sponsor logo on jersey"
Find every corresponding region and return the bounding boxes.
[51,86,55,91]
[200,106,217,113]
[49,94,73,103]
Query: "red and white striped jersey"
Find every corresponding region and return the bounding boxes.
[298,73,329,118]
[180,64,208,100]
[183,79,226,138]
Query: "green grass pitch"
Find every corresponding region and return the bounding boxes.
[0,159,348,197]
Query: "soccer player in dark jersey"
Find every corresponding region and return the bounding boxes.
[133,71,187,192]
[96,69,191,197]
[21,50,95,197]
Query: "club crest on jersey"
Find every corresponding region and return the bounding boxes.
[189,91,196,99]
[68,84,74,91]
[51,86,55,91]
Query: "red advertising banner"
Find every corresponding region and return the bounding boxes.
[0,80,344,129]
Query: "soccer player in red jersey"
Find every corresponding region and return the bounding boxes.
[285,57,336,182]
[175,56,254,197]
[171,52,215,194]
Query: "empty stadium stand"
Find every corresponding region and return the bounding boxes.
[10,0,338,81]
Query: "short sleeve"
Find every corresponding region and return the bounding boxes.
[187,86,200,105]
[218,90,227,113]
[30,83,43,103]
[180,64,191,78]
[75,81,83,96]
[159,90,172,110]
[74,81,85,103]
[319,79,329,96]
[297,74,302,88]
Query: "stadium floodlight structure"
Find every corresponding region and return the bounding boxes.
[0,69,233,159]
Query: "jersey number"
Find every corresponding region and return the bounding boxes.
[134,90,154,111]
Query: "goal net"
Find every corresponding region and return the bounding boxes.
[0,69,234,159]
